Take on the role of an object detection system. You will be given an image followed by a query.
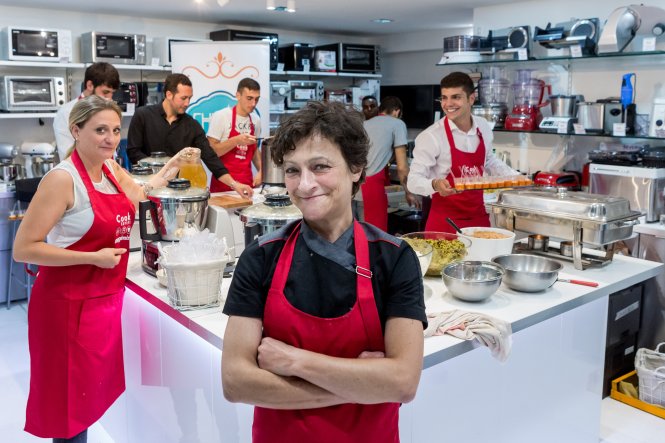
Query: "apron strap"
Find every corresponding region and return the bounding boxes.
[353,221,384,352]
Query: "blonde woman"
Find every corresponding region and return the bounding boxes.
[13,95,193,443]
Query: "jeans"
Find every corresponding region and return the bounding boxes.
[53,429,87,443]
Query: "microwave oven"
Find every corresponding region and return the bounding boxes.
[316,43,380,73]
[152,37,211,66]
[81,32,146,65]
[112,82,139,112]
[279,43,315,71]
[210,29,279,70]
[0,76,66,112]
[1,27,72,62]
[286,81,324,109]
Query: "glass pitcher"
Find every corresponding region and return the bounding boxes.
[178,148,208,189]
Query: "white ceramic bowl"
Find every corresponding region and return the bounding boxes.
[461,227,516,262]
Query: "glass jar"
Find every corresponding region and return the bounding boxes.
[178,148,208,189]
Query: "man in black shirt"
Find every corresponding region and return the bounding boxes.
[126,73,253,197]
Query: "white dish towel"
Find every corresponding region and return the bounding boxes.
[424,310,512,362]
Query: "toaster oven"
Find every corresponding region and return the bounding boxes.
[0,76,66,112]
[81,31,146,65]
[1,27,73,62]
[286,81,324,109]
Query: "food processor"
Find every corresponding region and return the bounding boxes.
[20,142,56,179]
[504,69,551,131]
[472,67,510,128]
[138,178,210,275]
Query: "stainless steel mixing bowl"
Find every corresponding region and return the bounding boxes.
[442,261,504,302]
[491,254,562,292]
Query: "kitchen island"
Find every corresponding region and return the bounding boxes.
[101,251,663,443]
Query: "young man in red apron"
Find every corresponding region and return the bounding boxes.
[207,78,262,193]
[25,149,135,440]
[407,72,517,233]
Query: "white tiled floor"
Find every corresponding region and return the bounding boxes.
[1,300,664,443]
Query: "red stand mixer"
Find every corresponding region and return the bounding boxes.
[505,69,551,131]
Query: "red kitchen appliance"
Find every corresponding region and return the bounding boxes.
[533,171,581,189]
[505,69,551,131]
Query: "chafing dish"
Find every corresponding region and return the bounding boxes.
[488,188,640,270]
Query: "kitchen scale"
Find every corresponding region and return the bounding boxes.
[539,116,576,133]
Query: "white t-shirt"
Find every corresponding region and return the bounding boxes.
[407,115,518,197]
[45,159,119,248]
[53,97,80,161]
[206,106,261,143]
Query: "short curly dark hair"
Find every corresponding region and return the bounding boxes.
[270,101,369,196]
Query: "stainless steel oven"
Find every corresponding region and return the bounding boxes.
[0,76,66,112]
[316,43,380,73]
[1,27,72,62]
[81,31,146,65]
[286,81,324,109]
[589,163,665,222]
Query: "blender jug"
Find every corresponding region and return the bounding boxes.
[513,69,550,108]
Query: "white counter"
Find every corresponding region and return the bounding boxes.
[108,251,662,443]
[125,250,662,367]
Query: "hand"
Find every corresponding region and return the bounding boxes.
[252,171,262,187]
[235,133,257,146]
[433,178,458,197]
[93,248,127,269]
[358,351,385,359]
[405,191,421,209]
[234,182,254,198]
[257,337,299,377]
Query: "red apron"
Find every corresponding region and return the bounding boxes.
[425,117,490,233]
[360,169,389,231]
[210,106,257,192]
[25,150,135,438]
[253,221,399,443]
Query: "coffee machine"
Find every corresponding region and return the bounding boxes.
[21,142,56,179]
[504,69,551,131]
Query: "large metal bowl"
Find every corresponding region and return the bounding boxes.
[442,261,504,302]
[491,254,562,292]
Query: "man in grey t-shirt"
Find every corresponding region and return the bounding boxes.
[359,96,419,231]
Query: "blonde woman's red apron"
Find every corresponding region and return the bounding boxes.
[25,150,135,438]
[210,106,256,192]
[253,221,399,443]
[425,117,490,233]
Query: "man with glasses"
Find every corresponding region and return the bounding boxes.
[207,77,262,192]
[357,96,419,231]
[407,72,516,233]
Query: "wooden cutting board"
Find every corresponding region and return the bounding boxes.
[208,195,253,209]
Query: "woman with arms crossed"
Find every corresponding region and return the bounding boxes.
[222,100,426,442]
[13,95,194,443]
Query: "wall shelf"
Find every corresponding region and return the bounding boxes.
[0,112,57,119]
[435,50,665,67]
[270,70,381,79]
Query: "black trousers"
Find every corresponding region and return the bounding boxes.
[53,429,87,443]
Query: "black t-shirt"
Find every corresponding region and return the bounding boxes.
[223,221,427,329]
[126,104,229,179]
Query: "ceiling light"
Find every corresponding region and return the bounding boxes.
[372,18,394,24]
[217,0,230,6]
[266,0,295,12]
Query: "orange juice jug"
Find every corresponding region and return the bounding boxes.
[178,149,208,189]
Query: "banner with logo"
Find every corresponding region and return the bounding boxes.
[171,41,270,137]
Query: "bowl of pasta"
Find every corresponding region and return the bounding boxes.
[401,232,471,277]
